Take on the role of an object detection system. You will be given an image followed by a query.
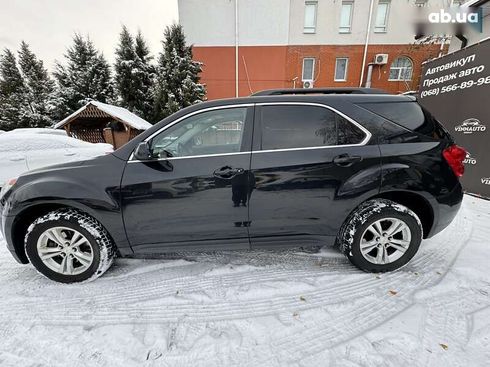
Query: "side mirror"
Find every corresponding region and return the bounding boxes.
[133,142,153,161]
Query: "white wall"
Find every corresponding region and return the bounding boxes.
[448,12,490,52]
[289,0,450,45]
[179,0,453,46]
[178,0,290,46]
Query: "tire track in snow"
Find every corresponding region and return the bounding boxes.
[0,202,472,367]
[0,229,463,326]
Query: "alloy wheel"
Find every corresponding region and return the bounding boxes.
[359,218,412,265]
[36,226,94,275]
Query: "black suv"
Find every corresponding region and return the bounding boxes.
[0,89,465,283]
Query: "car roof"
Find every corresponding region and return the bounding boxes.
[194,93,415,109]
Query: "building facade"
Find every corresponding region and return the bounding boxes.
[178,0,450,99]
[448,0,490,52]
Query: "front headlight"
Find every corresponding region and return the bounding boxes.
[0,177,18,199]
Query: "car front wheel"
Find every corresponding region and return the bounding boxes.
[25,209,116,283]
[338,199,423,272]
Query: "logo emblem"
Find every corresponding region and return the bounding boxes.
[463,152,477,165]
[455,118,486,134]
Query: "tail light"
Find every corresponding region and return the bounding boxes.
[443,145,466,177]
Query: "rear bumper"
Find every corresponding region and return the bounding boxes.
[427,182,464,238]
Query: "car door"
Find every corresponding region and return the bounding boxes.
[248,102,381,249]
[121,105,254,253]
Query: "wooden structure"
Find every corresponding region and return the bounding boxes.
[54,101,152,149]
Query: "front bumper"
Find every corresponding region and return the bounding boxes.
[1,214,25,264]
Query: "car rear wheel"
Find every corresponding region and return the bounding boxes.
[338,199,422,272]
[25,209,116,283]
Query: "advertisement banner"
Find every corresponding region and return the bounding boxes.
[419,38,490,198]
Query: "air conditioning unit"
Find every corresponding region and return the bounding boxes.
[303,80,314,88]
[374,54,389,65]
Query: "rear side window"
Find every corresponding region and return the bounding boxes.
[359,101,450,139]
[259,105,366,150]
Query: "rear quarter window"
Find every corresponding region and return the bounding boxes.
[359,101,450,140]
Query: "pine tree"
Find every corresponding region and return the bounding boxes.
[152,24,205,122]
[114,27,155,122]
[133,30,156,121]
[18,41,55,127]
[52,34,114,120]
[114,26,137,111]
[0,48,27,130]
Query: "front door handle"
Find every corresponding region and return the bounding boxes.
[213,166,245,179]
[333,154,362,167]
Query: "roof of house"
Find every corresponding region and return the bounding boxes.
[54,101,153,130]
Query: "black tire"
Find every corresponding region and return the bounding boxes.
[337,199,423,272]
[25,209,116,283]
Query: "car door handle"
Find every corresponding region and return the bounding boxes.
[213,166,245,179]
[333,154,362,167]
[64,152,76,156]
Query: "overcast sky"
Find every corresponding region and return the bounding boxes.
[0,0,178,70]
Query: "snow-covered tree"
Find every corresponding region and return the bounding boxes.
[114,26,155,122]
[0,48,27,130]
[18,41,55,127]
[52,34,114,120]
[114,26,137,111]
[133,30,156,122]
[152,24,205,122]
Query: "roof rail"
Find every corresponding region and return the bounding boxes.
[252,88,389,96]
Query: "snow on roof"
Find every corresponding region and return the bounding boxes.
[54,101,153,130]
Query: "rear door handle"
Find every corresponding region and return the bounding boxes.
[213,166,245,179]
[333,154,362,167]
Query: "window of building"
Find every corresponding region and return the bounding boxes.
[302,58,315,81]
[334,58,349,81]
[374,1,390,33]
[259,105,366,150]
[339,1,354,33]
[304,1,318,33]
[389,57,413,81]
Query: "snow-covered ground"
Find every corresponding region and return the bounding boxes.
[0,195,489,367]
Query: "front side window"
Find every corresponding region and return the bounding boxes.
[302,58,315,81]
[259,105,366,150]
[339,1,354,33]
[304,1,318,33]
[150,107,247,158]
[374,0,390,33]
[389,56,413,81]
[335,58,349,81]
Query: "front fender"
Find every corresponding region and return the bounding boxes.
[3,155,131,257]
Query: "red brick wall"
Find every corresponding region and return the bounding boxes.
[193,43,444,99]
[193,46,289,100]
